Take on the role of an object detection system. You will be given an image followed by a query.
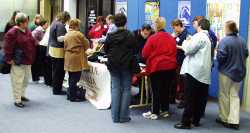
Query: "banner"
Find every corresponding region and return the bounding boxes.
[79,62,111,110]
[115,0,128,16]
[178,1,191,27]
[145,1,160,26]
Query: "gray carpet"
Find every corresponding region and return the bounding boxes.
[0,74,249,133]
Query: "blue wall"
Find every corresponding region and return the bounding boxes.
[127,0,249,41]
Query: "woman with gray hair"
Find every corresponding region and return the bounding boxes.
[4,12,36,108]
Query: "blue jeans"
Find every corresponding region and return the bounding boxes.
[110,69,132,123]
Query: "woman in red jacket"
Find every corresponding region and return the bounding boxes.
[88,16,108,39]
[142,17,177,120]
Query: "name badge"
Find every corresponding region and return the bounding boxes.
[176,37,180,42]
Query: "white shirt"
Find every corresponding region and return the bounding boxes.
[180,30,212,84]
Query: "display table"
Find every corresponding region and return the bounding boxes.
[79,62,111,110]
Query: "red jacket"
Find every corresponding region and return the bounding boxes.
[142,31,177,74]
[4,26,36,65]
[88,23,108,39]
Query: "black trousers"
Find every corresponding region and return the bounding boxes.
[31,46,40,81]
[150,70,175,115]
[44,56,52,86]
[68,71,82,100]
[51,57,65,94]
[181,74,209,125]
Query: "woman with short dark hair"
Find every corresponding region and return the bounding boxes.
[104,13,136,123]
[4,12,36,108]
[174,19,212,129]
[216,21,248,130]
[4,10,20,34]
[49,11,71,95]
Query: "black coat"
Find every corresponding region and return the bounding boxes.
[104,29,136,71]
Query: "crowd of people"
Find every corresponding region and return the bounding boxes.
[1,10,248,131]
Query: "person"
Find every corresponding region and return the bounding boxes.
[142,17,177,120]
[29,14,43,31]
[133,24,154,63]
[4,12,36,108]
[104,13,136,123]
[48,11,71,95]
[192,16,218,117]
[88,16,108,39]
[64,19,90,102]
[97,15,117,43]
[170,19,190,108]
[31,19,49,84]
[216,21,248,130]
[4,10,20,34]
[174,19,212,129]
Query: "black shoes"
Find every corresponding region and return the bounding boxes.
[69,98,85,102]
[216,118,240,130]
[21,97,30,102]
[53,91,67,95]
[14,102,25,108]
[174,123,191,129]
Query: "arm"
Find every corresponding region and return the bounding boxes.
[216,40,228,65]
[3,30,15,64]
[142,36,153,60]
[79,33,90,50]
[182,36,203,55]
[56,24,67,43]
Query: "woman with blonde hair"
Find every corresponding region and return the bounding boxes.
[64,19,89,102]
[142,17,177,120]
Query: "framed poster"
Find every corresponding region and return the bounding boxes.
[145,0,160,26]
[115,0,128,16]
[178,1,191,27]
[207,0,241,40]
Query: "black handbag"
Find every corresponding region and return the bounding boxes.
[13,48,24,65]
[0,49,11,74]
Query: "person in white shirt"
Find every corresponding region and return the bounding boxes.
[174,18,212,129]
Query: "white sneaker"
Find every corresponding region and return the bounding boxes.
[160,111,170,118]
[142,111,152,119]
[149,114,158,120]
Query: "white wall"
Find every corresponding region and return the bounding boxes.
[64,0,77,19]
[0,0,37,32]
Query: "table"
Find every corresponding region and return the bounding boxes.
[79,62,111,110]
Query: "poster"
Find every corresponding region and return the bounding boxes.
[207,0,241,40]
[115,0,128,16]
[145,1,160,26]
[178,1,191,27]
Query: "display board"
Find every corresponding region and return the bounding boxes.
[178,1,191,27]
[145,0,160,26]
[207,0,241,40]
[115,0,128,16]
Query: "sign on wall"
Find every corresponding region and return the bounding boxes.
[115,0,128,16]
[145,0,160,26]
[178,0,191,27]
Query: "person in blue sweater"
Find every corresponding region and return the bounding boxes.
[216,21,248,130]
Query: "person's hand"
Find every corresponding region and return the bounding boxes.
[177,45,183,51]
[7,60,14,65]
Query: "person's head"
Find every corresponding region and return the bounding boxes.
[40,19,48,30]
[197,18,210,32]
[192,16,204,31]
[106,15,115,25]
[114,13,127,28]
[69,19,81,31]
[225,20,239,35]
[56,11,71,24]
[96,16,106,25]
[15,12,29,29]
[34,14,42,26]
[171,19,184,34]
[10,10,20,23]
[140,24,153,39]
[154,17,166,32]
